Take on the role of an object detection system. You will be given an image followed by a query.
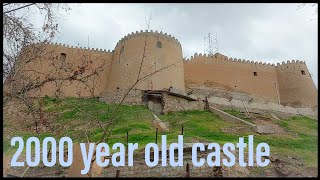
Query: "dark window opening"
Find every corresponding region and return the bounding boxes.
[120,46,124,54]
[301,70,305,75]
[117,87,119,90]
[60,53,66,62]
[126,64,128,66]
[253,72,258,76]
[157,41,162,48]
[234,86,237,87]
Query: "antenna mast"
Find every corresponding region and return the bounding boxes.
[213,32,218,54]
[87,35,90,48]
[204,32,218,56]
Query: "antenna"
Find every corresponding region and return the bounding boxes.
[87,35,89,48]
[204,33,213,56]
[204,32,218,56]
[213,32,218,54]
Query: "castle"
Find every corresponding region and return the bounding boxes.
[9,30,318,110]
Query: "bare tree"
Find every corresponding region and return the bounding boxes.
[297,3,318,20]
[3,3,109,136]
[4,5,183,177]
[82,13,184,177]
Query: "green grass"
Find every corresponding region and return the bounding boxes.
[3,97,318,168]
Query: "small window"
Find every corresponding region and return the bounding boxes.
[253,72,258,76]
[157,41,162,48]
[117,87,119,90]
[301,70,305,75]
[60,53,66,62]
[120,46,124,54]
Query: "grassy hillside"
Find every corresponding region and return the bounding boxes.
[3,97,318,168]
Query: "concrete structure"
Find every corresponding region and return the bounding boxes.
[7,30,317,109]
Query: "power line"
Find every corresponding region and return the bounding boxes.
[3,3,36,14]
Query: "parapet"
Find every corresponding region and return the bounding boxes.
[115,30,182,49]
[185,52,308,70]
[275,60,306,69]
[43,41,113,54]
[187,52,276,68]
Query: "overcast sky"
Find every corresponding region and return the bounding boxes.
[29,3,318,87]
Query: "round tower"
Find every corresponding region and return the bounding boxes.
[104,30,185,93]
[276,60,317,108]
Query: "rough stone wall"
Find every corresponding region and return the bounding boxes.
[10,43,113,97]
[99,89,145,105]
[275,61,318,107]
[206,96,317,119]
[184,53,280,104]
[162,93,205,114]
[103,30,185,94]
[186,87,276,103]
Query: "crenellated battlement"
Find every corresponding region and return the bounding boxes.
[42,41,114,54]
[185,52,276,68]
[275,60,306,68]
[115,30,182,49]
[185,52,308,69]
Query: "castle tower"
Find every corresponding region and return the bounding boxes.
[103,30,185,93]
[276,60,318,107]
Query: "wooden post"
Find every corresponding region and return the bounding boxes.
[205,96,209,110]
[181,125,184,135]
[126,131,129,147]
[116,169,120,178]
[155,128,158,144]
[126,131,129,160]
[186,163,190,177]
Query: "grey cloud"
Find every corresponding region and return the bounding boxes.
[27,3,319,87]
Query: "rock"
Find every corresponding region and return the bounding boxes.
[256,125,275,134]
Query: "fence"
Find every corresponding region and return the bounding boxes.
[101,125,222,177]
